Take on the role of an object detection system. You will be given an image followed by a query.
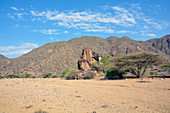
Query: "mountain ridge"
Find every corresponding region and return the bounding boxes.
[0,35,169,76]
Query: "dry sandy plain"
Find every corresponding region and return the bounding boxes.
[0,78,170,113]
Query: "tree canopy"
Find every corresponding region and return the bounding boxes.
[108,52,161,78]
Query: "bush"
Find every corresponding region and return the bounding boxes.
[6,74,18,78]
[51,75,58,78]
[160,62,170,72]
[0,75,3,79]
[65,70,78,80]
[150,71,155,75]
[61,68,69,78]
[106,69,125,79]
[92,62,98,67]
[42,73,52,78]
[101,56,110,64]
[84,71,96,79]
[25,74,32,78]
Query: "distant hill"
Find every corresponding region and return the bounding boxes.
[0,35,169,76]
[146,35,170,55]
[0,54,10,69]
[0,54,9,63]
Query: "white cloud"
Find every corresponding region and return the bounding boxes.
[105,28,114,33]
[0,49,32,55]
[0,43,38,56]
[33,29,60,35]
[18,43,38,49]
[85,28,114,33]
[7,13,15,19]
[112,6,128,13]
[50,37,53,39]
[11,7,18,11]
[85,29,104,32]
[141,31,156,37]
[64,31,69,34]
[0,43,38,51]
[130,4,142,10]
[30,10,46,16]
[143,25,149,29]
[16,13,23,18]
[8,4,168,36]
[0,46,16,51]
[145,33,156,37]
[143,18,163,30]
[58,22,70,27]
[11,7,24,11]
[30,7,136,28]
[117,30,129,33]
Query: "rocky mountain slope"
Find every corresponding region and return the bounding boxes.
[0,55,10,69]
[0,35,169,76]
[0,55,9,63]
[146,35,170,55]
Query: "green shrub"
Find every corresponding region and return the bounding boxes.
[32,76,35,78]
[84,71,96,79]
[61,68,70,78]
[92,62,98,67]
[42,73,52,78]
[0,75,3,79]
[106,69,125,79]
[51,75,57,78]
[160,62,170,72]
[101,56,110,64]
[65,70,78,80]
[25,74,32,78]
[150,71,154,75]
[6,74,18,78]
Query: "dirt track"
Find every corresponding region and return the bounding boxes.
[0,78,170,113]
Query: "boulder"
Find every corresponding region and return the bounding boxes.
[81,48,94,64]
[78,47,102,72]
[81,48,102,63]
[78,59,91,71]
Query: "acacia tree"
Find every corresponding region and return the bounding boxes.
[109,52,161,78]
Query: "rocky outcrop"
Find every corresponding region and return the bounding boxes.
[78,48,102,71]
[81,47,102,64]
[146,35,170,55]
[78,59,91,71]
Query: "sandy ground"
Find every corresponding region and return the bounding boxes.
[0,78,170,113]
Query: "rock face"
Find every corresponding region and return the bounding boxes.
[78,48,102,71]
[146,35,170,55]
[78,60,91,71]
[82,48,94,64]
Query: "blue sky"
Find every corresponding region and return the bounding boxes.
[0,0,170,58]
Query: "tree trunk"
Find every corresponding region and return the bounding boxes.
[136,75,140,78]
[130,69,136,75]
[141,65,148,76]
[136,72,141,78]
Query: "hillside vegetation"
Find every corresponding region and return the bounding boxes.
[0,35,169,76]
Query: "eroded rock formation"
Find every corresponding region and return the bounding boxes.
[78,48,102,71]
[78,59,91,71]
